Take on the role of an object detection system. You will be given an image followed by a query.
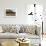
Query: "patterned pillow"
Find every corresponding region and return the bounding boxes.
[2,25,8,33]
[2,25,17,33]
[16,25,21,33]
[35,25,41,36]
[10,25,17,33]
[25,25,36,35]
[19,25,25,33]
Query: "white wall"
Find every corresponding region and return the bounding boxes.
[0,0,34,24]
[0,0,27,24]
[0,0,45,24]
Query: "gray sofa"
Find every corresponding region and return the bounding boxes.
[0,24,41,39]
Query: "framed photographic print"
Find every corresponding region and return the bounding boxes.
[5,8,17,17]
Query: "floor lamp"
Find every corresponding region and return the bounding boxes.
[40,14,43,40]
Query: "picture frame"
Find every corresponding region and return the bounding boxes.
[4,8,17,17]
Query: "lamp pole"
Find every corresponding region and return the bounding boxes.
[41,13,43,40]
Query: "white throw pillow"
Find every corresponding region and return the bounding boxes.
[0,26,3,33]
